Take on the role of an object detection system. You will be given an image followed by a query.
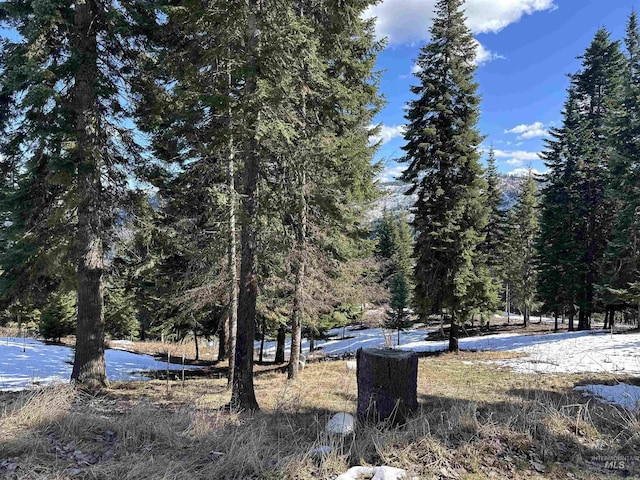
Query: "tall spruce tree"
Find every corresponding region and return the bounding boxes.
[506,171,539,327]
[569,29,624,329]
[0,0,157,389]
[481,147,508,280]
[142,0,382,406]
[401,0,489,352]
[602,11,640,319]
[537,90,584,331]
[381,213,414,345]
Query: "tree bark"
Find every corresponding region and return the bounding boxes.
[259,316,265,363]
[230,0,260,411]
[288,259,304,379]
[193,324,199,361]
[218,310,229,361]
[225,58,238,388]
[523,306,529,328]
[448,317,459,352]
[554,310,558,332]
[70,0,107,391]
[275,324,286,363]
[356,348,418,424]
[578,307,588,331]
[568,305,575,331]
[603,308,609,330]
[287,62,308,380]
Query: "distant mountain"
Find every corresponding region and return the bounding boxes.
[369,174,527,222]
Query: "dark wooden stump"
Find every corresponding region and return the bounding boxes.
[356,348,418,424]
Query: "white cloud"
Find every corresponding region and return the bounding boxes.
[365,0,556,46]
[369,124,407,146]
[507,167,546,177]
[378,164,407,182]
[504,121,547,139]
[492,149,540,167]
[474,40,505,66]
[411,39,503,74]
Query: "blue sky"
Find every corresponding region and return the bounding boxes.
[368,0,640,181]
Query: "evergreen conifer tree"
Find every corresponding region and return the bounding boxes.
[0,0,158,389]
[602,11,640,318]
[568,29,624,329]
[481,147,508,280]
[506,171,539,327]
[401,0,489,351]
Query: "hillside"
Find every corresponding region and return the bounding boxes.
[369,174,527,222]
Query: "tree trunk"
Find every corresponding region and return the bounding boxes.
[275,324,285,363]
[193,325,199,361]
[448,317,459,352]
[289,282,303,379]
[356,348,418,424]
[218,310,229,362]
[578,307,588,331]
[230,0,260,411]
[225,58,238,388]
[523,306,529,328]
[70,0,107,391]
[259,317,265,363]
[288,169,307,380]
[568,305,575,331]
[309,336,315,353]
[506,283,510,324]
[554,310,558,332]
[603,308,609,330]
[610,309,615,330]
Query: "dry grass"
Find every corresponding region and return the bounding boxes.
[1,353,640,479]
[106,339,220,364]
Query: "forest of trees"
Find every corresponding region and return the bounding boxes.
[1,0,640,410]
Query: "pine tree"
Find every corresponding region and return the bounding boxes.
[144,0,382,405]
[382,213,414,344]
[506,171,539,327]
[537,90,584,331]
[0,0,158,389]
[401,0,489,352]
[376,211,398,260]
[481,147,508,280]
[568,29,624,329]
[602,11,640,319]
[40,291,76,342]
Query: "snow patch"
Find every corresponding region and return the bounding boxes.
[574,383,640,411]
[0,337,203,391]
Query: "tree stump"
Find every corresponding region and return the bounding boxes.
[356,348,418,424]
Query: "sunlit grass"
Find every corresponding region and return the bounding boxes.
[1,352,639,479]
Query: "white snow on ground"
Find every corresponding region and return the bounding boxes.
[4,322,640,391]
[256,325,436,359]
[259,323,640,376]
[402,329,640,374]
[0,337,202,391]
[575,383,640,411]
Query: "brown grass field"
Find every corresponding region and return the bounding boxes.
[1,346,640,479]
